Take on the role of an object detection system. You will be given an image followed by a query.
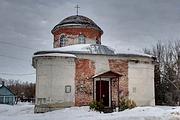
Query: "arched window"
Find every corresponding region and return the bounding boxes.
[78,34,85,44]
[60,35,67,47]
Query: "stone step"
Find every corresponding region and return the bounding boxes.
[102,107,113,113]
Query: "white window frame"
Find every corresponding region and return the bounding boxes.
[60,35,67,47]
[78,34,85,44]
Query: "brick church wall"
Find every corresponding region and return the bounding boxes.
[75,58,95,106]
[109,59,128,106]
[53,28,102,48]
[75,58,128,106]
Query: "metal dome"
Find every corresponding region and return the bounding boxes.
[51,15,103,34]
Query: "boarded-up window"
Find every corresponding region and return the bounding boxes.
[65,85,71,93]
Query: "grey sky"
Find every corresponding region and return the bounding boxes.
[0,0,180,82]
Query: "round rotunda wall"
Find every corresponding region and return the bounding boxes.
[51,15,103,48]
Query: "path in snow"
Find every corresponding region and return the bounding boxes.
[0,103,180,120]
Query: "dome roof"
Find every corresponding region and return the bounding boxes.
[51,15,103,34]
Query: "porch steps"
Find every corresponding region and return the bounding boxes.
[102,107,113,113]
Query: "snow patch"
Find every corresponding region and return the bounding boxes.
[54,44,91,52]
[115,48,153,57]
[33,53,76,58]
[35,44,153,57]
[0,103,180,120]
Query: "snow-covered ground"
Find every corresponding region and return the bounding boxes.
[0,103,180,120]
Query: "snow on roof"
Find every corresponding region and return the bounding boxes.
[115,49,153,58]
[57,44,153,57]
[33,53,76,58]
[53,44,92,52]
[56,44,115,55]
[34,44,153,58]
[35,44,115,55]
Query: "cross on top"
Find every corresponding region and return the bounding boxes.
[75,4,80,15]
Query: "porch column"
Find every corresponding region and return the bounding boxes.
[110,78,112,107]
[117,77,119,107]
[93,78,94,101]
[100,77,101,101]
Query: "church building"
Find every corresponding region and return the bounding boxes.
[32,14,155,113]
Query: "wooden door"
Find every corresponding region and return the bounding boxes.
[96,81,109,106]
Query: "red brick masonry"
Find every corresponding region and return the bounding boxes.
[75,58,128,106]
[53,28,102,47]
[109,59,128,106]
[75,59,95,106]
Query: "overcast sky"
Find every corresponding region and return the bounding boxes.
[0,0,180,83]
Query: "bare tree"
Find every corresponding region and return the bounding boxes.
[144,40,180,105]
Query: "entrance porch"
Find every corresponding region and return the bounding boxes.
[92,71,122,108]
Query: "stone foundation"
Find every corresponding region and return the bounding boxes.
[34,102,74,113]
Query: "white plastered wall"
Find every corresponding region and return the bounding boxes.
[34,54,155,107]
[76,55,115,74]
[128,62,155,106]
[35,57,75,105]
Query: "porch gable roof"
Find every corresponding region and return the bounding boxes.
[92,70,122,79]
